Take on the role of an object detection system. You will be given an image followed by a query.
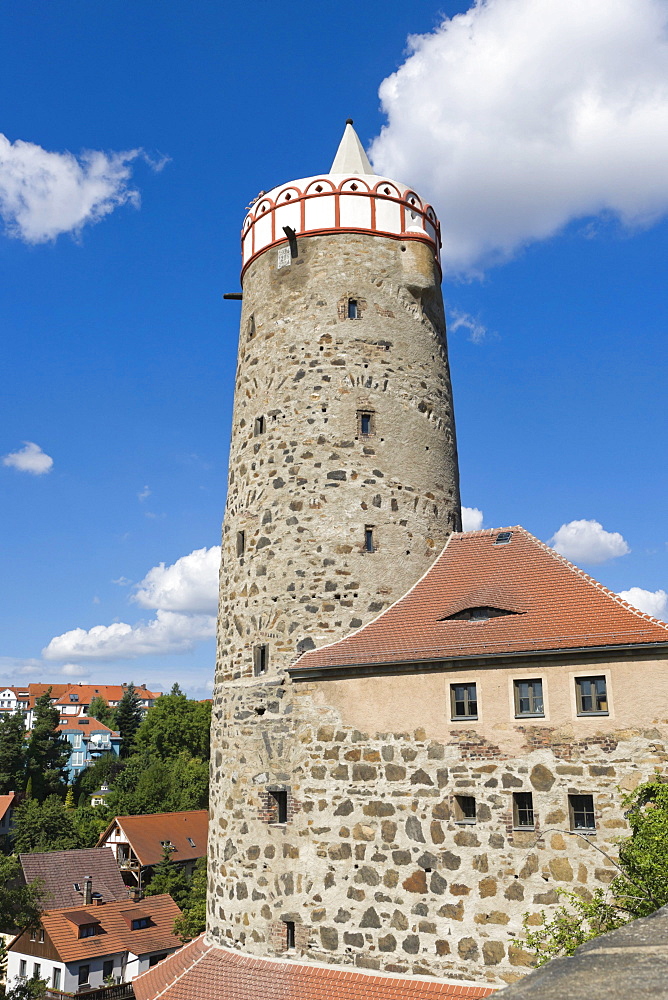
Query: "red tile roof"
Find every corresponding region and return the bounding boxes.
[20,847,129,909]
[98,811,208,867]
[13,894,182,963]
[293,527,668,672]
[57,716,118,734]
[133,936,497,1000]
[0,792,17,823]
[54,683,161,705]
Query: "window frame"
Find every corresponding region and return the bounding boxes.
[347,298,359,319]
[454,795,477,824]
[357,410,375,437]
[569,793,596,833]
[253,644,269,676]
[52,968,61,990]
[512,791,535,829]
[364,526,375,553]
[513,678,545,718]
[285,920,296,950]
[575,675,609,716]
[450,682,478,720]
[78,965,90,987]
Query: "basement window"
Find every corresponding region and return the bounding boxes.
[513,792,535,829]
[236,530,246,557]
[254,644,269,676]
[454,795,477,824]
[347,299,359,319]
[364,526,375,553]
[269,789,288,824]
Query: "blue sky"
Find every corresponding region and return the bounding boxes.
[1,0,667,697]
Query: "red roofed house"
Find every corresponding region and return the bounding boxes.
[98,810,208,893]
[6,894,181,995]
[0,791,17,842]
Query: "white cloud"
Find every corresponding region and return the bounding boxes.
[138,485,151,502]
[549,519,630,564]
[112,577,132,587]
[43,610,215,662]
[3,441,53,475]
[133,546,220,615]
[370,0,668,272]
[449,310,489,344]
[61,663,91,677]
[0,134,149,243]
[462,506,484,531]
[618,587,668,620]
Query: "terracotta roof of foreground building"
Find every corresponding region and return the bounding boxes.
[20,847,129,909]
[133,936,497,1000]
[98,810,208,867]
[292,527,668,672]
[0,791,16,823]
[18,894,181,963]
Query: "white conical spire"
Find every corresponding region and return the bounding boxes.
[330,119,374,174]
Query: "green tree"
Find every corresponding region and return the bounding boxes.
[12,795,83,853]
[25,691,69,802]
[524,778,668,965]
[71,805,111,848]
[70,752,125,805]
[5,977,47,999]
[87,696,116,728]
[144,844,191,909]
[114,684,144,757]
[0,713,26,795]
[133,687,211,761]
[0,854,43,932]
[174,856,207,942]
[107,750,208,816]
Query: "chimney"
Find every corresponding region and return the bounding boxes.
[84,876,92,906]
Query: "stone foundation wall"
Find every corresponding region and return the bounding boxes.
[207,672,668,986]
[216,232,461,681]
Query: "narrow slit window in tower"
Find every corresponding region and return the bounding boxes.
[247,314,256,339]
[236,530,245,557]
[358,410,374,436]
[269,788,288,824]
[253,644,269,676]
[364,526,375,553]
[285,920,296,950]
[347,299,359,319]
[254,415,266,436]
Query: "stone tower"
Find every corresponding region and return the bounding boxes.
[208,124,461,960]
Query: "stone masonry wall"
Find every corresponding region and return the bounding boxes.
[207,669,668,987]
[215,232,461,681]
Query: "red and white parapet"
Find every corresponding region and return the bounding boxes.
[241,121,441,275]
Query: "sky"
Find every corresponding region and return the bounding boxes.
[1,0,667,698]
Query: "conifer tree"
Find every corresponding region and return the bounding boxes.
[174,856,207,941]
[0,711,26,794]
[115,683,144,757]
[25,691,69,802]
[144,843,191,908]
[88,696,115,728]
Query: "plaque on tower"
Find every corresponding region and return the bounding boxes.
[277,245,291,269]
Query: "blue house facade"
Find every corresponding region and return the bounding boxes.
[58,717,121,783]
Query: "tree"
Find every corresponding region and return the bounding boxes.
[25,691,69,802]
[0,854,43,932]
[107,750,208,816]
[70,752,125,804]
[524,778,668,965]
[133,688,211,761]
[4,977,47,999]
[0,713,26,795]
[114,684,144,757]
[174,856,207,942]
[144,844,191,909]
[87,696,116,728]
[12,795,83,854]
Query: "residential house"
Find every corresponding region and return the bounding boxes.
[7,894,182,994]
[55,684,162,720]
[0,791,17,842]
[98,811,208,892]
[19,848,129,910]
[58,717,122,782]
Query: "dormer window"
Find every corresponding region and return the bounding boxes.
[443,606,516,622]
[132,917,151,930]
[79,924,98,939]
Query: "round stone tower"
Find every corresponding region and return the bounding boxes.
[208,124,461,965]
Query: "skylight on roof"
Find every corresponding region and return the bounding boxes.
[443,606,518,623]
[494,531,513,545]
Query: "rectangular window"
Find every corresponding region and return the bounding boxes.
[285,920,296,950]
[254,644,269,676]
[450,683,478,719]
[454,795,476,823]
[576,676,608,715]
[72,733,82,748]
[254,415,266,436]
[364,526,375,553]
[513,792,535,829]
[569,793,596,832]
[78,965,90,987]
[347,298,358,319]
[79,924,97,938]
[514,679,544,717]
[132,917,150,930]
[103,961,114,980]
[71,751,85,767]
[269,788,288,824]
[52,968,61,990]
[236,530,246,557]
[358,411,374,436]
[149,954,166,968]
[33,964,40,979]
[38,930,44,943]
[19,961,26,978]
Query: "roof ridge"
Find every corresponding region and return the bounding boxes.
[525,528,668,633]
[135,935,213,1000]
